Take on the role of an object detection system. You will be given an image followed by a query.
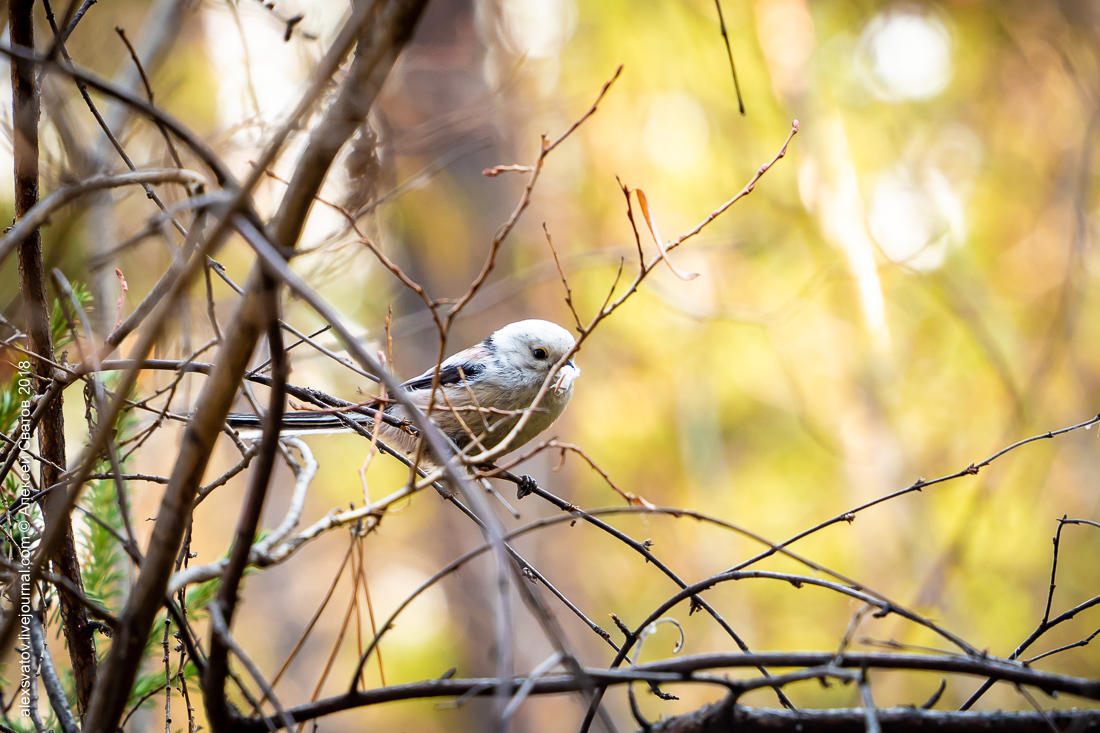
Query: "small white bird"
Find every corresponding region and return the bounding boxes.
[227,320,580,462]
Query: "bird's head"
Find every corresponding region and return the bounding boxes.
[486,319,580,394]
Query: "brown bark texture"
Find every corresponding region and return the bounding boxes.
[11,0,98,716]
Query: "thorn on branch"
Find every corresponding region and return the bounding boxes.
[920,677,946,708]
[610,613,633,640]
[965,463,979,475]
[650,686,679,701]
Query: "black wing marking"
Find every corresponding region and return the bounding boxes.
[401,362,485,392]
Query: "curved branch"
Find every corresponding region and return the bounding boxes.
[0,41,234,185]
[78,3,430,730]
[0,168,206,267]
[231,651,1100,732]
[167,439,318,592]
[727,413,1100,575]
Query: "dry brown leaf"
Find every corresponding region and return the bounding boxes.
[635,188,699,281]
[626,491,658,510]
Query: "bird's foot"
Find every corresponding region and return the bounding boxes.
[515,474,538,499]
[476,465,539,499]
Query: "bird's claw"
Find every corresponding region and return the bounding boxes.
[516,474,538,499]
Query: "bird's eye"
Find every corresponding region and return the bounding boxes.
[532,347,548,360]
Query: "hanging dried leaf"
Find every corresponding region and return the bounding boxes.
[635,188,699,281]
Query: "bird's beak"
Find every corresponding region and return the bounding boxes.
[553,360,580,395]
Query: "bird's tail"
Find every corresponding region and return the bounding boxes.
[225,411,375,438]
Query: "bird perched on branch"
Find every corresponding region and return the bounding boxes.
[226,319,580,463]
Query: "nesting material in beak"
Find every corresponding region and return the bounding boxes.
[553,361,580,395]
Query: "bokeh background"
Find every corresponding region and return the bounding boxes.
[3,0,1099,729]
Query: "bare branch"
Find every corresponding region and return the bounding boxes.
[230,651,1100,732]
